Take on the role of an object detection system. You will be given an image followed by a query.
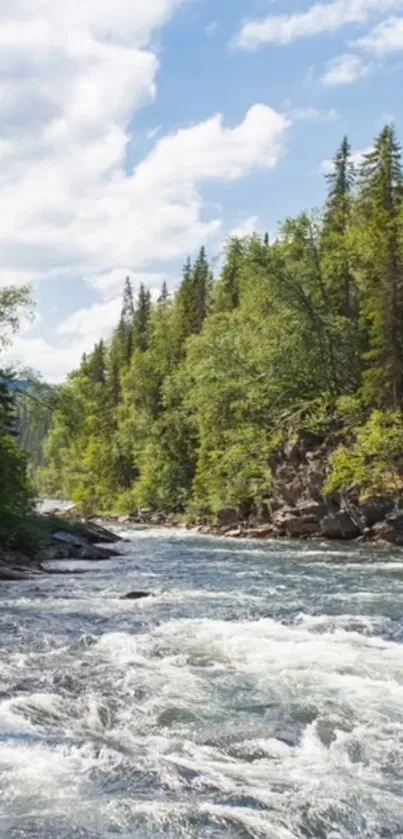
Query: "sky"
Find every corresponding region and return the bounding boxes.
[1,0,403,382]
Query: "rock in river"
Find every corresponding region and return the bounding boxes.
[120,590,152,600]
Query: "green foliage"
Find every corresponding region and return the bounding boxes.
[0,288,35,549]
[39,125,403,519]
[326,410,403,499]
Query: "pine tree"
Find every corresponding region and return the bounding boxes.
[133,284,151,352]
[176,249,211,342]
[192,246,211,331]
[360,125,403,407]
[118,276,135,364]
[158,281,169,306]
[215,237,244,312]
[0,369,17,435]
[323,136,356,319]
[107,336,122,408]
[86,340,106,385]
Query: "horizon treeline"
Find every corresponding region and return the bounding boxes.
[39,125,403,517]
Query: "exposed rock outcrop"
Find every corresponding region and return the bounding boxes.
[372,514,403,546]
[0,515,121,583]
[320,511,361,540]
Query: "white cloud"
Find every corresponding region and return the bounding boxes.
[88,269,169,299]
[230,216,260,238]
[288,106,339,121]
[135,105,288,190]
[1,336,90,383]
[0,100,287,286]
[355,15,403,53]
[235,0,403,48]
[0,2,289,378]
[321,53,371,84]
[56,298,122,338]
[320,145,373,174]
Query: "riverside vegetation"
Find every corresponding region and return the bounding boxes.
[0,288,118,578]
[5,127,403,553]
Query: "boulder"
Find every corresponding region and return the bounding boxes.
[373,514,403,545]
[359,499,394,527]
[295,501,329,520]
[52,529,88,548]
[80,521,119,544]
[36,544,72,561]
[120,591,151,600]
[272,503,326,538]
[224,528,243,538]
[0,566,32,581]
[320,512,360,540]
[75,544,119,561]
[243,524,275,539]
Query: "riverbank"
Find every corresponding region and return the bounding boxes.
[52,428,403,550]
[0,514,120,581]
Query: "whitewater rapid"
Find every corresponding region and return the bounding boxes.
[1,526,403,838]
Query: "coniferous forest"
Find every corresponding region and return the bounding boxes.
[36,128,403,526]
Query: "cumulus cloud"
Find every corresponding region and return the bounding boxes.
[355,15,403,53]
[2,336,91,383]
[321,53,371,84]
[0,1,289,378]
[0,3,288,288]
[229,216,260,238]
[235,0,403,48]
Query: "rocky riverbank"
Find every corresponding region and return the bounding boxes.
[0,515,121,582]
[112,428,403,548]
[115,502,403,547]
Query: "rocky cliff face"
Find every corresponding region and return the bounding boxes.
[101,429,403,547]
[197,430,402,546]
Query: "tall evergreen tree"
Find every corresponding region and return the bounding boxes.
[118,276,135,364]
[176,248,211,342]
[323,136,356,319]
[360,125,403,407]
[158,280,169,306]
[214,238,243,312]
[133,284,151,352]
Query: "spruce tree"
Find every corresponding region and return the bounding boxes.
[158,281,169,306]
[176,249,211,342]
[215,237,243,312]
[323,136,356,319]
[360,125,403,407]
[133,284,151,352]
[118,276,135,364]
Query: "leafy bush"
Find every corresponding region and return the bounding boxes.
[326,410,403,499]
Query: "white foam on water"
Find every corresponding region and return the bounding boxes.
[2,529,403,837]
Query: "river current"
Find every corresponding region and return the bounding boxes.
[1,525,403,838]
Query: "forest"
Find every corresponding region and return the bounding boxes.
[5,125,403,530]
[0,285,34,547]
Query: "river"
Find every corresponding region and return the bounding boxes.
[1,525,403,838]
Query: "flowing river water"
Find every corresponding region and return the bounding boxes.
[1,525,403,838]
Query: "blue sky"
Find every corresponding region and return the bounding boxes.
[2,0,403,380]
